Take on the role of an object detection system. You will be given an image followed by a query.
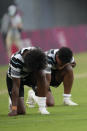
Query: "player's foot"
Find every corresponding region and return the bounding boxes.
[26,90,36,108]
[39,107,50,115]
[63,99,78,106]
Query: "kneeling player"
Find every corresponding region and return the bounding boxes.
[6,47,50,116]
[26,47,78,107]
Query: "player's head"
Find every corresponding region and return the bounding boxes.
[56,47,73,69]
[24,47,47,72]
[8,5,17,16]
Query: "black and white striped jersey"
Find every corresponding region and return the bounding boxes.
[7,47,75,78]
[7,47,36,79]
[45,49,75,73]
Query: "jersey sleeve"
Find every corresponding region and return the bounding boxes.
[10,65,21,78]
[9,56,23,78]
[70,57,75,63]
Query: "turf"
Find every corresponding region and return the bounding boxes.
[0,52,87,131]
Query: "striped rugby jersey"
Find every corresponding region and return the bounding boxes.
[7,47,37,79]
[45,49,75,73]
[7,47,75,79]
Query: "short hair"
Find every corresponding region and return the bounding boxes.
[24,47,47,72]
[56,47,73,64]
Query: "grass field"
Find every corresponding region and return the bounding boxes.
[0,52,87,131]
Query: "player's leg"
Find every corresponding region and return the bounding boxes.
[62,65,78,105]
[27,72,51,114]
[45,69,62,107]
[35,72,51,114]
[25,74,38,108]
[50,67,78,106]
[26,71,55,107]
[46,88,55,106]
[25,72,51,114]
[26,87,55,107]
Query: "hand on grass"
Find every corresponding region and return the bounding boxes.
[8,110,17,116]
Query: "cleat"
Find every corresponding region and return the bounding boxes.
[26,90,36,108]
[64,100,78,106]
[39,108,50,115]
[26,102,35,108]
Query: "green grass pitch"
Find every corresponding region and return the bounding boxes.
[0,52,87,131]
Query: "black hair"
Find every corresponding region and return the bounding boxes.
[24,47,47,72]
[56,47,73,64]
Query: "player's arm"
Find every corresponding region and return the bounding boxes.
[61,61,76,69]
[8,77,20,116]
[63,56,76,69]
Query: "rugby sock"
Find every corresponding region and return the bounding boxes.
[36,96,50,114]
[63,94,78,105]
[63,94,71,101]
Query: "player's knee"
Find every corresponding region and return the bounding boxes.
[47,101,54,107]
[46,91,55,106]
[46,97,55,107]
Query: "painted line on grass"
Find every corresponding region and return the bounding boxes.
[0,90,7,95]
[75,73,87,79]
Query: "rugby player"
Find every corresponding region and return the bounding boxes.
[26,47,78,107]
[6,47,50,116]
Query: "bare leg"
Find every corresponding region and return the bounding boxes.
[35,71,51,114]
[36,71,54,107]
[46,91,55,106]
[46,65,78,106]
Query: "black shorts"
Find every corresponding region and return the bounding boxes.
[6,74,37,98]
[50,69,63,88]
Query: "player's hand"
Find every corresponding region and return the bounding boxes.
[8,110,17,116]
[70,62,76,68]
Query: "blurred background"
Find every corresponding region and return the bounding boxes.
[0,0,87,64]
[16,0,87,30]
[1,0,87,29]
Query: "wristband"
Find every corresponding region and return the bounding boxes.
[12,106,17,111]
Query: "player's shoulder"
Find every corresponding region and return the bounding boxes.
[11,50,24,63]
[21,47,36,54]
[45,49,59,56]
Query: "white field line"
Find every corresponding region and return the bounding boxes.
[75,73,87,79]
[0,73,87,95]
[0,90,7,95]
